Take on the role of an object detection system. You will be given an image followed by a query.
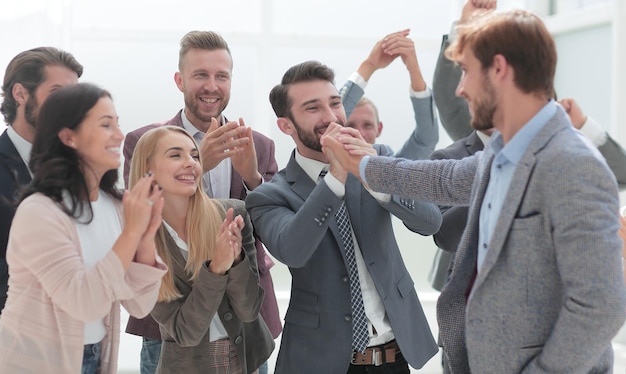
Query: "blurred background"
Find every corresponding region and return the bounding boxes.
[2,0,625,372]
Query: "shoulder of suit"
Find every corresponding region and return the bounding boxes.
[127,112,183,137]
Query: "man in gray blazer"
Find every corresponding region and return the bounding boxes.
[246,61,442,373]
[323,9,626,373]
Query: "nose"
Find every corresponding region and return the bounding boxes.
[322,105,339,124]
[455,74,465,98]
[114,125,124,140]
[204,76,218,92]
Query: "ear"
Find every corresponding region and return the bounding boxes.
[276,117,294,136]
[58,128,77,148]
[491,54,508,80]
[12,83,29,106]
[376,122,383,138]
[174,72,184,93]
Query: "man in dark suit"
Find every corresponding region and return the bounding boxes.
[246,60,442,373]
[0,47,82,313]
[121,30,280,374]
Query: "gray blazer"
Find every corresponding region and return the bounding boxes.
[433,34,626,188]
[151,199,274,374]
[429,131,484,291]
[363,107,626,373]
[246,144,442,373]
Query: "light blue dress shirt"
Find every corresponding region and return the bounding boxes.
[477,100,557,271]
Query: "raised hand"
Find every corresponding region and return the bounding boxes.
[229,118,263,189]
[358,29,410,81]
[381,33,426,92]
[209,208,245,275]
[558,98,587,129]
[198,117,250,172]
[461,0,497,23]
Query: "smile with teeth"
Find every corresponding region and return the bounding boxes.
[200,98,218,104]
[106,146,120,153]
[176,175,196,182]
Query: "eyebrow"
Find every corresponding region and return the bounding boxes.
[98,115,116,120]
[164,146,199,153]
[300,95,342,108]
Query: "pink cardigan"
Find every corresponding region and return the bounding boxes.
[0,193,166,373]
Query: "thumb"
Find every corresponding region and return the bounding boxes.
[209,117,219,132]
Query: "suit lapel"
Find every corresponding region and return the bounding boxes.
[473,109,570,285]
[0,131,31,186]
[285,151,349,264]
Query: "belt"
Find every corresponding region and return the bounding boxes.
[351,340,400,366]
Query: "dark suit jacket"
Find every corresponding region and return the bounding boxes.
[429,132,484,291]
[0,130,32,312]
[246,145,442,373]
[151,199,273,374]
[124,111,282,339]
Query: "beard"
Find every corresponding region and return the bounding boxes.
[290,115,343,153]
[469,74,496,132]
[24,95,39,129]
[184,90,229,123]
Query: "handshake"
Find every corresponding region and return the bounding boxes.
[320,123,377,183]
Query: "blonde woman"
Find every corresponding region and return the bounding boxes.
[129,126,273,373]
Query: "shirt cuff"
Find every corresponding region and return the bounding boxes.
[367,189,391,203]
[242,177,264,193]
[449,21,459,42]
[359,156,371,186]
[579,116,607,147]
[323,172,345,198]
[348,72,368,90]
[410,86,432,99]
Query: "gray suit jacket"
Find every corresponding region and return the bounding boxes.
[246,144,442,373]
[433,34,626,188]
[429,131,484,291]
[363,107,626,373]
[151,199,273,374]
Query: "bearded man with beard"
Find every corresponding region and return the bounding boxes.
[322,8,626,373]
[0,47,82,313]
[245,60,442,374]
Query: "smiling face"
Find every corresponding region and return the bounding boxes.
[175,48,232,132]
[148,131,202,200]
[455,49,496,132]
[278,79,346,160]
[65,97,123,178]
[346,102,382,144]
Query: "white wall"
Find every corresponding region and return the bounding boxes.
[1,0,623,293]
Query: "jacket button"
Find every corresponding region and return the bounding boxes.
[223,312,233,321]
[234,336,243,344]
[344,314,352,322]
[342,276,349,283]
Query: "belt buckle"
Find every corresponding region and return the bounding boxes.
[372,348,383,366]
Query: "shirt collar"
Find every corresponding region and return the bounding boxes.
[490,99,557,165]
[162,220,188,252]
[294,149,328,183]
[6,126,32,167]
[180,110,225,138]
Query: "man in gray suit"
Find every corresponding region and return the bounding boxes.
[246,61,442,373]
[429,0,626,293]
[323,9,626,373]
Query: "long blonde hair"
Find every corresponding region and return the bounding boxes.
[129,126,224,302]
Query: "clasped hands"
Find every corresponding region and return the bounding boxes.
[209,207,245,275]
[320,123,376,182]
